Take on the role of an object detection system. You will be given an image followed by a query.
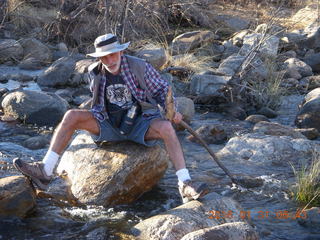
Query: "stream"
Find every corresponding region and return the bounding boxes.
[0,66,319,240]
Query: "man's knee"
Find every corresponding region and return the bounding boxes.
[61,109,83,129]
[157,120,176,139]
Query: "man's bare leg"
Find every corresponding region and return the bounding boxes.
[49,109,99,154]
[145,119,185,170]
[145,119,209,202]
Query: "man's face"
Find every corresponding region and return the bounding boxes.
[100,51,122,75]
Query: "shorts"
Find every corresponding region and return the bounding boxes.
[91,113,161,147]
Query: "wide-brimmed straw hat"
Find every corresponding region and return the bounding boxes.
[87,33,130,58]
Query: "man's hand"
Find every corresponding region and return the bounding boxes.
[172,112,183,124]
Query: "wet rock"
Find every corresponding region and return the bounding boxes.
[136,46,168,70]
[284,58,313,78]
[37,57,76,87]
[294,128,319,140]
[8,74,34,83]
[1,90,68,127]
[131,192,245,240]
[180,222,259,240]
[253,121,306,139]
[56,132,168,206]
[190,74,230,95]
[22,135,50,150]
[298,207,320,229]
[86,227,109,240]
[245,114,269,124]
[295,88,320,131]
[0,176,36,218]
[171,31,216,55]
[20,38,52,66]
[0,88,9,99]
[0,39,24,64]
[176,97,195,122]
[257,107,277,118]
[187,125,227,145]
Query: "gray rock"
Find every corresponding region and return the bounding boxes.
[294,128,319,140]
[257,107,277,118]
[190,74,230,95]
[0,39,24,64]
[20,38,52,65]
[72,95,90,106]
[22,135,50,150]
[0,176,36,218]
[180,222,259,240]
[217,133,319,170]
[75,59,96,74]
[136,46,168,70]
[57,42,68,52]
[245,114,269,124]
[255,23,285,38]
[215,15,250,32]
[18,57,42,70]
[284,58,313,78]
[232,30,250,47]
[1,90,69,126]
[253,121,306,139]
[176,97,195,122]
[240,33,279,59]
[304,53,320,73]
[37,57,76,87]
[56,132,168,206]
[295,88,320,131]
[55,89,73,103]
[131,192,244,240]
[171,31,216,55]
[302,75,320,90]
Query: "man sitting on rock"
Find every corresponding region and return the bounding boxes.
[13,33,208,203]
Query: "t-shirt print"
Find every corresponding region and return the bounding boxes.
[106,83,132,109]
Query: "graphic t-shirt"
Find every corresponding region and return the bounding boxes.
[104,70,134,128]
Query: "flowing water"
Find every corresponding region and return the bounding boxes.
[0,66,319,239]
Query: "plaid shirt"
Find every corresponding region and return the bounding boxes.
[88,55,169,122]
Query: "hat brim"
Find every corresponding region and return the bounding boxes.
[86,42,130,58]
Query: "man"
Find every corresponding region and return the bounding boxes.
[13,33,208,203]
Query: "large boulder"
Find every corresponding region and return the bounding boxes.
[216,133,320,176]
[190,74,230,95]
[171,31,216,55]
[295,88,320,131]
[1,90,68,126]
[0,39,24,64]
[180,222,259,240]
[37,57,76,87]
[0,176,36,218]
[57,132,169,206]
[20,38,52,66]
[131,193,246,240]
[136,45,168,70]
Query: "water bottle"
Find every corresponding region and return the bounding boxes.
[119,104,138,135]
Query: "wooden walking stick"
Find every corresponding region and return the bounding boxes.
[165,86,262,188]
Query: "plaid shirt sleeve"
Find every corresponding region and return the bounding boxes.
[144,62,168,108]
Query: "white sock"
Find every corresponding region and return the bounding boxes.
[42,150,60,176]
[176,168,191,187]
